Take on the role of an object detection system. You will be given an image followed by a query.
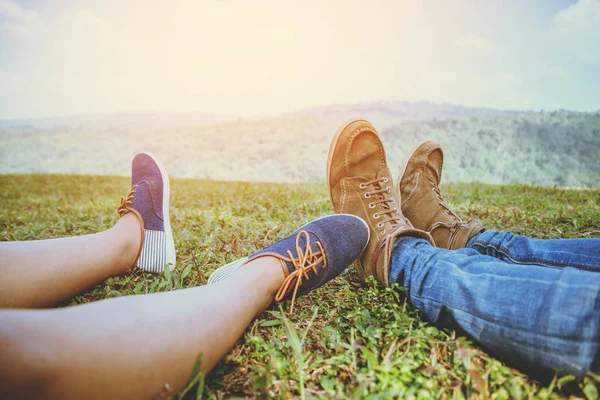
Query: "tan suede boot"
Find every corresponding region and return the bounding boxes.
[399,140,484,250]
[327,119,434,286]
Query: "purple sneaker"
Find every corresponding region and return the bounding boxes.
[208,214,370,311]
[117,152,176,273]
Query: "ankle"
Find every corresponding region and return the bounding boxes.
[112,213,143,274]
[237,257,286,297]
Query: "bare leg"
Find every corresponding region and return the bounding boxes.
[0,256,284,399]
[0,213,141,309]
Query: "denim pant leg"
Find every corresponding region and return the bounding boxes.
[389,237,600,378]
[467,230,600,272]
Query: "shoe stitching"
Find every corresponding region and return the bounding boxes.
[401,172,421,204]
[401,143,437,202]
[431,142,444,180]
[419,142,438,174]
[137,180,165,222]
[340,179,348,214]
[399,141,438,201]
[344,126,386,176]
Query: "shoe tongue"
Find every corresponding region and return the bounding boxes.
[282,232,310,274]
[251,230,322,277]
[375,169,393,211]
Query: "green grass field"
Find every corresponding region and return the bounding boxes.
[1,174,599,399]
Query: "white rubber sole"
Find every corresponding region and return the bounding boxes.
[207,257,248,284]
[138,151,177,272]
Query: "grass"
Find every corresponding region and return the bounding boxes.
[1,174,600,399]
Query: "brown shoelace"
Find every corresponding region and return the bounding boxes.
[360,177,404,233]
[116,185,145,270]
[271,230,327,313]
[431,183,462,223]
[117,184,139,216]
[428,181,475,248]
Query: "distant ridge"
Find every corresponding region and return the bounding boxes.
[0,101,510,131]
[292,101,514,118]
[0,111,232,132]
[1,102,598,187]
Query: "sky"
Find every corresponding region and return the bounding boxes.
[0,0,598,119]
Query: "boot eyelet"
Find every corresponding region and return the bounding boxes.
[369,202,375,209]
[359,183,366,189]
[364,193,371,198]
[386,187,391,193]
[377,222,384,228]
[390,198,395,203]
[373,213,380,219]
[383,178,389,183]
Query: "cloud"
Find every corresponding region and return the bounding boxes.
[0,0,43,36]
[452,35,494,52]
[540,64,573,81]
[0,0,598,118]
[0,69,26,92]
[550,0,600,64]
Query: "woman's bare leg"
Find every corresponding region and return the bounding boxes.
[0,152,176,309]
[0,213,141,309]
[0,257,284,400]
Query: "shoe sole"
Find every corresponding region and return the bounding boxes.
[207,257,247,284]
[326,118,371,209]
[207,214,370,284]
[139,151,177,272]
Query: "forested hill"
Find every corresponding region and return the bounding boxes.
[381,111,600,187]
[1,104,598,187]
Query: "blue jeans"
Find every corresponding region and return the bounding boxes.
[389,230,600,378]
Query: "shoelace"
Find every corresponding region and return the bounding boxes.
[360,177,403,234]
[273,230,327,313]
[117,185,138,216]
[428,181,475,248]
[431,183,461,223]
[116,184,145,269]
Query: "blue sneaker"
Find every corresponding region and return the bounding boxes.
[117,152,176,273]
[208,215,370,311]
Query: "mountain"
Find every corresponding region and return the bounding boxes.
[0,103,598,187]
[0,111,231,133]
[380,111,600,187]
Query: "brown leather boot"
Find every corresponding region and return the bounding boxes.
[327,119,434,286]
[399,140,484,250]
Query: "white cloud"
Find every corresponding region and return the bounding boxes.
[0,69,26,92]
[553,0,600,35]
[550,0,600,64]
[540,63,573,80]
[0,0,598,118]
[453,35,494,52]
[0,0,43,36]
